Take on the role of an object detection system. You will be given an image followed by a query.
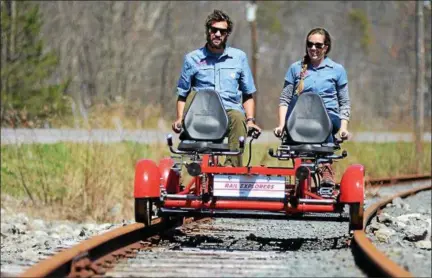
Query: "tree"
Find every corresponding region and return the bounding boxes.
[1,0,70,128]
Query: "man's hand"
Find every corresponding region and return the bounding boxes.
[247,121,262,139]
[172,119,182,133]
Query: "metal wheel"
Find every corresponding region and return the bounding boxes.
[349,202,364,231]
[135,198,153,226]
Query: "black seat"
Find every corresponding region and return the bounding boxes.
[177,141,232,153]
[178,89,231,152]
[283,92,336,154]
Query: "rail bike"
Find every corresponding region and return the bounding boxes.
[134,89,364,232]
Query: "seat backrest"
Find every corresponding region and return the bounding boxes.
[286,92,332,144]
[182,89,229,141]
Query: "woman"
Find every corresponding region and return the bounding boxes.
[274,27,351,186]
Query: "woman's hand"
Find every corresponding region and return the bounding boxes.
[338,119,350,139]
[273,125,284,138]
[338,127,350,139]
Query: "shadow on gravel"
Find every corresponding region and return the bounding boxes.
[245,234,350,251]
[158,229,350,252]
[160,229,224,248]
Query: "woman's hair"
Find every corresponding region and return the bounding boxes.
[205,10,233,35]
[295,27,332,95]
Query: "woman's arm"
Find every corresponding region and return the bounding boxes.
[274,81,294,136]
[336,83,351,138]
[278,81,294,126]
[337,83,350,122]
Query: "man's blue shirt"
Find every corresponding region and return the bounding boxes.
[284,57,349,118]
[176,45,256,113]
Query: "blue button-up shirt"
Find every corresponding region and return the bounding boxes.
[176,45,256,113]
[284,57,350,120]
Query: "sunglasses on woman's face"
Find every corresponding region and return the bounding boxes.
[307,41,325,49]
[209,27,228,36]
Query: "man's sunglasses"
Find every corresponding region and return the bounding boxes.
[307,41,325,49]
[209,27,228,35]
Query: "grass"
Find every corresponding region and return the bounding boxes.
[256,142,431,179]
[49,101,171,130]
[1,141,430,223]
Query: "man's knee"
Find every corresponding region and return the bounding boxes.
[183,90,198,117]
[226,110,247,140]
[224,110,246,167]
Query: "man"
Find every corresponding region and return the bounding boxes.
[172,9,261,167]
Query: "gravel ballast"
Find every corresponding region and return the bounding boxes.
[365,189,431,277]
[0,204,134,277]
[1,180,431,277]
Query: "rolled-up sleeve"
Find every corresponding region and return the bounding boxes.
[176,55,195,97]
[285,64,296,85]
[239,54,256,95]
[279,81,294,107]
[336,66,350,121]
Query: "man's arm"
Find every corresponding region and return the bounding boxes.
[242,93,261,133]
[238,53,260,132]
[172,55,194,132]
[175,96,187,121]
[242,93,255,120]
[172,96,186,132]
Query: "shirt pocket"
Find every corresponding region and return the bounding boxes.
[320,73,337,95]
[195,65,214,88]
[219,66,241,93]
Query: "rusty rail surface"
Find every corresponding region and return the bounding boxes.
[365,173,431,186]
[20,217,200,278]
[352,183,432,278]
[19,175,431,278]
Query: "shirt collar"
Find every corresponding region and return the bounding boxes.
[321,56,335,68]
[308,56,335,69]
[199,44,233,60]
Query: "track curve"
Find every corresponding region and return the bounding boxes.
[352,184,431,278]
[19,175,431,278]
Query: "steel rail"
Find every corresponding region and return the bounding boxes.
[352,184,432,278]
[19,176,431,278]
[19,217,199,278]
[365,173,431,186]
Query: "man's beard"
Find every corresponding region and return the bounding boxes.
[206,33,227,49]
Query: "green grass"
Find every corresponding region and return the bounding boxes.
[1,141,430,222]
[245,142,431,180]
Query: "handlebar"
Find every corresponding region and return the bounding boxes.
[247,126,261,139]
[166,134,245,156]
[268,147,348,161]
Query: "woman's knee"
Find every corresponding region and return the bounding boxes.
[329,114,341,134]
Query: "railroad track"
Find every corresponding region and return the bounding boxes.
[19,174,431,278]
[352,183,431,277]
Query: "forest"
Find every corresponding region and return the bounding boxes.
[1,1,431,130]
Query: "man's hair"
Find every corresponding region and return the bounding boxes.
[205,10,233,34]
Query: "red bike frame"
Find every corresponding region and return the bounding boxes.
[161,155,338,214]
